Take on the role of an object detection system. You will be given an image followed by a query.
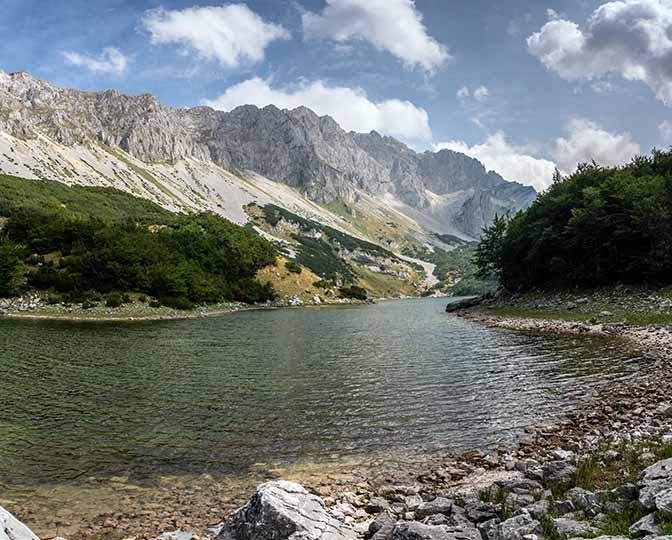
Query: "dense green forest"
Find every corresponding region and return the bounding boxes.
[476,149,672,290]
[0,175,277,307]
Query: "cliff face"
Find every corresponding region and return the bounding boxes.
[0,70,536,238]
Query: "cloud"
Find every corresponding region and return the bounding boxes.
[63,47,128,74]
[204,77,432,143]
[433,118,640,191]
[527,0,672,104]
[473,85,489,102]
[140,4,289,68]
[659,120,672,144]
[552,118,641,172]
[434,133,557,191]
[456,86,470,102]
[302,0,449,74]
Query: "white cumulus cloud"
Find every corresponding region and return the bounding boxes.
[434,133,557,192]
[302,0,450,74]
[552,118,641,172]
[140,4,289,68]
[63,47,128,74]
[473,85,489,102]
[527,0,672,104]
[203,78,432,143]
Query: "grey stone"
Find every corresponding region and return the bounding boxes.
[405,496,424,512]
[628,513,661,537]
[477,519,500,540]
[655,487,672,515]
[639,459,672,510]
[464,501,500,523]
[392,522,480,540]
[214,481,357,540]
[566,487,601,517]
[367,497,391,514]
[542,461,577,487]
[552,518,598,539]
[495,513,543,540]
[415,498,453,520]
[0,506,39,540]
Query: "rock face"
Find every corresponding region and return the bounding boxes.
[0,506,39,540]
[215,481,357,540]
[0,70,536,239]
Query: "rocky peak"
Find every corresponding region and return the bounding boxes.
[0,70,537,237]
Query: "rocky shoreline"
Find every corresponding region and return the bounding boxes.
[4,296,672,540]
[0,294,371,322]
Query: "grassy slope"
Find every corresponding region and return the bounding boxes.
[0,173,176,222]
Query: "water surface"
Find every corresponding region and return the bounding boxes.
[0,297,640,492]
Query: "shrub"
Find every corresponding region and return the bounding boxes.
[0,237,26,297]
[81,300,96,310]
[338,285,368,300]
[285,260,302,274]
[121,293,131,304]
[46,293,62,305]
[105,293,123,308]
[138,295,147,303]
[313,279,329,288]
[158,296,195,311]
[149,300,161,308]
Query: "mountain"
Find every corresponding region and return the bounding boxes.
[0,70,535,242]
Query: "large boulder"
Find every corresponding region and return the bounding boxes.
[553,518,597,539]
[445,297,483,313]
[628,514,661,537]
[414,498,453,520]
[655,488,672,516]
[0,507,39,540]
[215,481,357,540]
[639,459,672,510]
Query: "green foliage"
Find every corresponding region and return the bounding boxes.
[597,502,648,537]
[338,285,368,300]
[0,173,174,223]
[476,150,672,290]
[285,260,302,274]
[105,293,123,308]
[258,204,395,282]
[537,514,560,540]
[0,236,26,297]
[657,512,672,535]
[157,296,194,311]
[0,178,278,305]
[312,279,330,289]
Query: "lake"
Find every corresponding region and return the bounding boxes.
[0,297,642,533]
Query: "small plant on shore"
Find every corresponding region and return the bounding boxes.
[657,512,672,535]
[537,513,560,540]
[596,502,648,537]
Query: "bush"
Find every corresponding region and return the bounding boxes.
[121,293,131,304]
[138,295,147,303]
[158,296,195,310]
[81,300,96,310]
[285,260,302,274]
[105,293,123,308]
[46,293,62,305]
[313,279,330,288]
[149,300,161,308]
[338,285,368,300]
[0,237,26,297]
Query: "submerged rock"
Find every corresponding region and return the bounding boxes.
[445,297,483,313]
[215,481,357,540]
[0,507,40,540]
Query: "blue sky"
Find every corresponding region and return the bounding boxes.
[1,0,671,189]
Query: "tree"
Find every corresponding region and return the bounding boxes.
[474,214,509,285]
[0,237,26,297]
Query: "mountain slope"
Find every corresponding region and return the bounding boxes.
[0,70,535,241]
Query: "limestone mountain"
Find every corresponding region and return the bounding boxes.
[0,70,535,240]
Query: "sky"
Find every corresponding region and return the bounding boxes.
[1,0,672,191]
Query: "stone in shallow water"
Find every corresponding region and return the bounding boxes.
[215,481,357,540]
[0,506,40,540]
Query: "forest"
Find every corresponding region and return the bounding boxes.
[0,175,277,307]
[475,150,672,291]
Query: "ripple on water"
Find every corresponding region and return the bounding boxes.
[0,298,642,491]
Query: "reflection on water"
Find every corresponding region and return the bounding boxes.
[0,298,640,494]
